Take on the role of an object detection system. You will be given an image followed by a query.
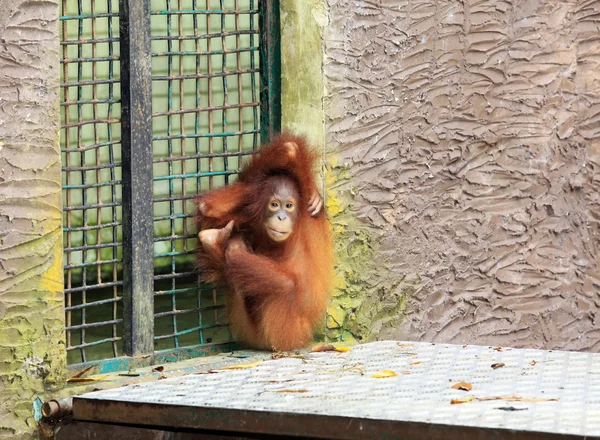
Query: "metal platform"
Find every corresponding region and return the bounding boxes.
[69,341,600,439]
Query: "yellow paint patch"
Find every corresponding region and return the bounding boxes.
[327,305,346,328]
[38,231,63,297]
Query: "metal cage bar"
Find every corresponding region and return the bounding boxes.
[258,0,280,144]
[60,0,125,365]
[119,0,155,357]
[60,0,279,369]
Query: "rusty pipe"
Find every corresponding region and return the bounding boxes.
[42,398,73,419]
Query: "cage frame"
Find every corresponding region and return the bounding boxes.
[61,0,281,372]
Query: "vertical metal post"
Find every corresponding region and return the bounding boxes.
[119,0,154,356]
[259,0,281,143]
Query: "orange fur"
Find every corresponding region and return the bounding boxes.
[195,133,334,351]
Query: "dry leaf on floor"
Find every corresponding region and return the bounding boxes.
[530,360,537,366]
[310,344,351,353]
[451,397,476,404]
[493,347,503,352]
[479,394,558,403]
[452,381,473,391]
[491,363,505,370]
[311,343,336,352]
[66,375,108,383]
[69,365,94,380]
[152,366,164,373]
[450,394,558,405]
[410,361,421,366]
[271,350,305,360]
[118,372,140,377]
[371,370,398,378]
[217,360,263,370]
[275,389,308,393]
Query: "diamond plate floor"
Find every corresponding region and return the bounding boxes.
[72,341,600,439]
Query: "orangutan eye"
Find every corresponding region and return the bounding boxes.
[271,201,279,208]
[286,202,293,209]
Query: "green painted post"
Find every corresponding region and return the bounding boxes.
[259,0,282,143]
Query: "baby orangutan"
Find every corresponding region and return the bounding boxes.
[195,134,333,351]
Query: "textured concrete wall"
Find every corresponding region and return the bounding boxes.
[0,0,65,438]
[324,0,600,351]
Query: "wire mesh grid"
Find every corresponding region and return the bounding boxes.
[60,0,123,365]
[150,0,260,351]
[60,0,262,364]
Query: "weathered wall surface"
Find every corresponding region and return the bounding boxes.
[0,0,65,438]
[324,0,600,350]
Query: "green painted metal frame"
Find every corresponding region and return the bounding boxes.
[68,341,240,375]
[259,0,281,143]
[63,0,282,373]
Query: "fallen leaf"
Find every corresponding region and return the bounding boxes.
[371,370,398,378]
[311,343,336,352]
[229,353,253,359]
[275,389,308,393]
[410,361,421,366]
[118,371,140,377]
[452,381,473,391]
[310,343,351,353]
[271,351,306,360]
[158,375,168,380]
[217,360,263,370]
[493,347,503,352]
[491,363,505,370]
[530,360,537,366]
[451,397,476,404]
[479,394,558,403]
[66,375,108,383]
[152,366,164,373]
[451,394,558,405]
[69,365,94,380]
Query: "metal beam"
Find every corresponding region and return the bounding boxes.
[259,0,281,143]
[119,0,154,356]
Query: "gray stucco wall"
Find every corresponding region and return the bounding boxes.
[324,0,600,351]
[0,1,65,438]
